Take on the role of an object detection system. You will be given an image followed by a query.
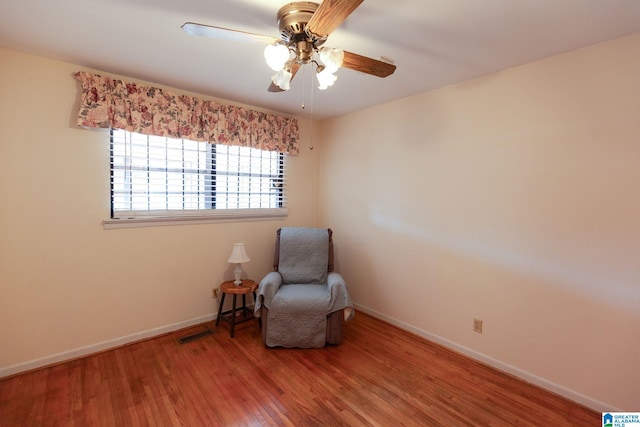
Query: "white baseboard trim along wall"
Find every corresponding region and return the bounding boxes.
[0,305,619,413]
[0,314,216,379]
[353,303,619,413]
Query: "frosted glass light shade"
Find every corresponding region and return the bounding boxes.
[316,68,338,90]
[319,47,344,73]
[272,68,293,91]
[264,44,290,71]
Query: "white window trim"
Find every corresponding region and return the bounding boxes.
[103,208,288,230]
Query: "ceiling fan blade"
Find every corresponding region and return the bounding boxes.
[181,22,279,45]
[268,62,302,93]
[306,0,364,39]
[267,83,285,93]
[342,51,396,78]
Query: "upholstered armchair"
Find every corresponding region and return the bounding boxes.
[254,227,354,348]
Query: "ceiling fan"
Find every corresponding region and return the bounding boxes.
[182,0,396,92]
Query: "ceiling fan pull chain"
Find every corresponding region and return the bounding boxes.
[309,72,314,151]
[301,62,307,111]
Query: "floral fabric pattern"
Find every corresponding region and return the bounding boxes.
[74,71,299,155]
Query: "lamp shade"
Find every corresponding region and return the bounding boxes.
[227,243,250,264]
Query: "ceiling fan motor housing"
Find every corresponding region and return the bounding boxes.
[277,2,317,41]
[277,2,325,63]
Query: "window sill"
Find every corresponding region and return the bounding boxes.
[103,208,288,230]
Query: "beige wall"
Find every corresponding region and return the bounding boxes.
[3,32,639,411]
[0,48,319,373]
[318,33,640,410]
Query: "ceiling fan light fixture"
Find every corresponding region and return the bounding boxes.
[272,67,293,91]
[264,43,290,71]
[316,68,337,90]
[318,47,344,73]
[183,1,397,94]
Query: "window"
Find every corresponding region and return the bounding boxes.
[109,129,286,221]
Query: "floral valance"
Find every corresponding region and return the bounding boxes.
[74,71,299,155]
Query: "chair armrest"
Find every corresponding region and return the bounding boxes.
[327,272,346,290]
[327,272,354,321]
[254,271,282,317]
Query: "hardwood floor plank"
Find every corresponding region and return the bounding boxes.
[0,313,599,426]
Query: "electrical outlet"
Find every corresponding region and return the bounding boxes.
[473,318,483,334]
[212,288,218,299]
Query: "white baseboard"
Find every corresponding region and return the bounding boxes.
[1,305,620,412]
[0,313,216,379]
[353,303,619,412]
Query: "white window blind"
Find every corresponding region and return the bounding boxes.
[110,129,286,219]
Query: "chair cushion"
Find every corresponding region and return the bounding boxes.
[267,284,330,348]
[271,284,330,313]
[278,228,329,284]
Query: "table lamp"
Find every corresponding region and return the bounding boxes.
[227,243,250,285]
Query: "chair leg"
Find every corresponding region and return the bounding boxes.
[242,294,247,316]
[254,292,261,328]
[230,294,237,338]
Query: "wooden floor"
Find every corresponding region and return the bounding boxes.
[0,313,598,426]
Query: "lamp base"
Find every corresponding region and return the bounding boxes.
[233,264,243,286]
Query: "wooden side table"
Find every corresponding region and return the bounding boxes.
[215,279,258,338]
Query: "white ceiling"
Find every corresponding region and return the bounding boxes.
[2,0,640,120]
